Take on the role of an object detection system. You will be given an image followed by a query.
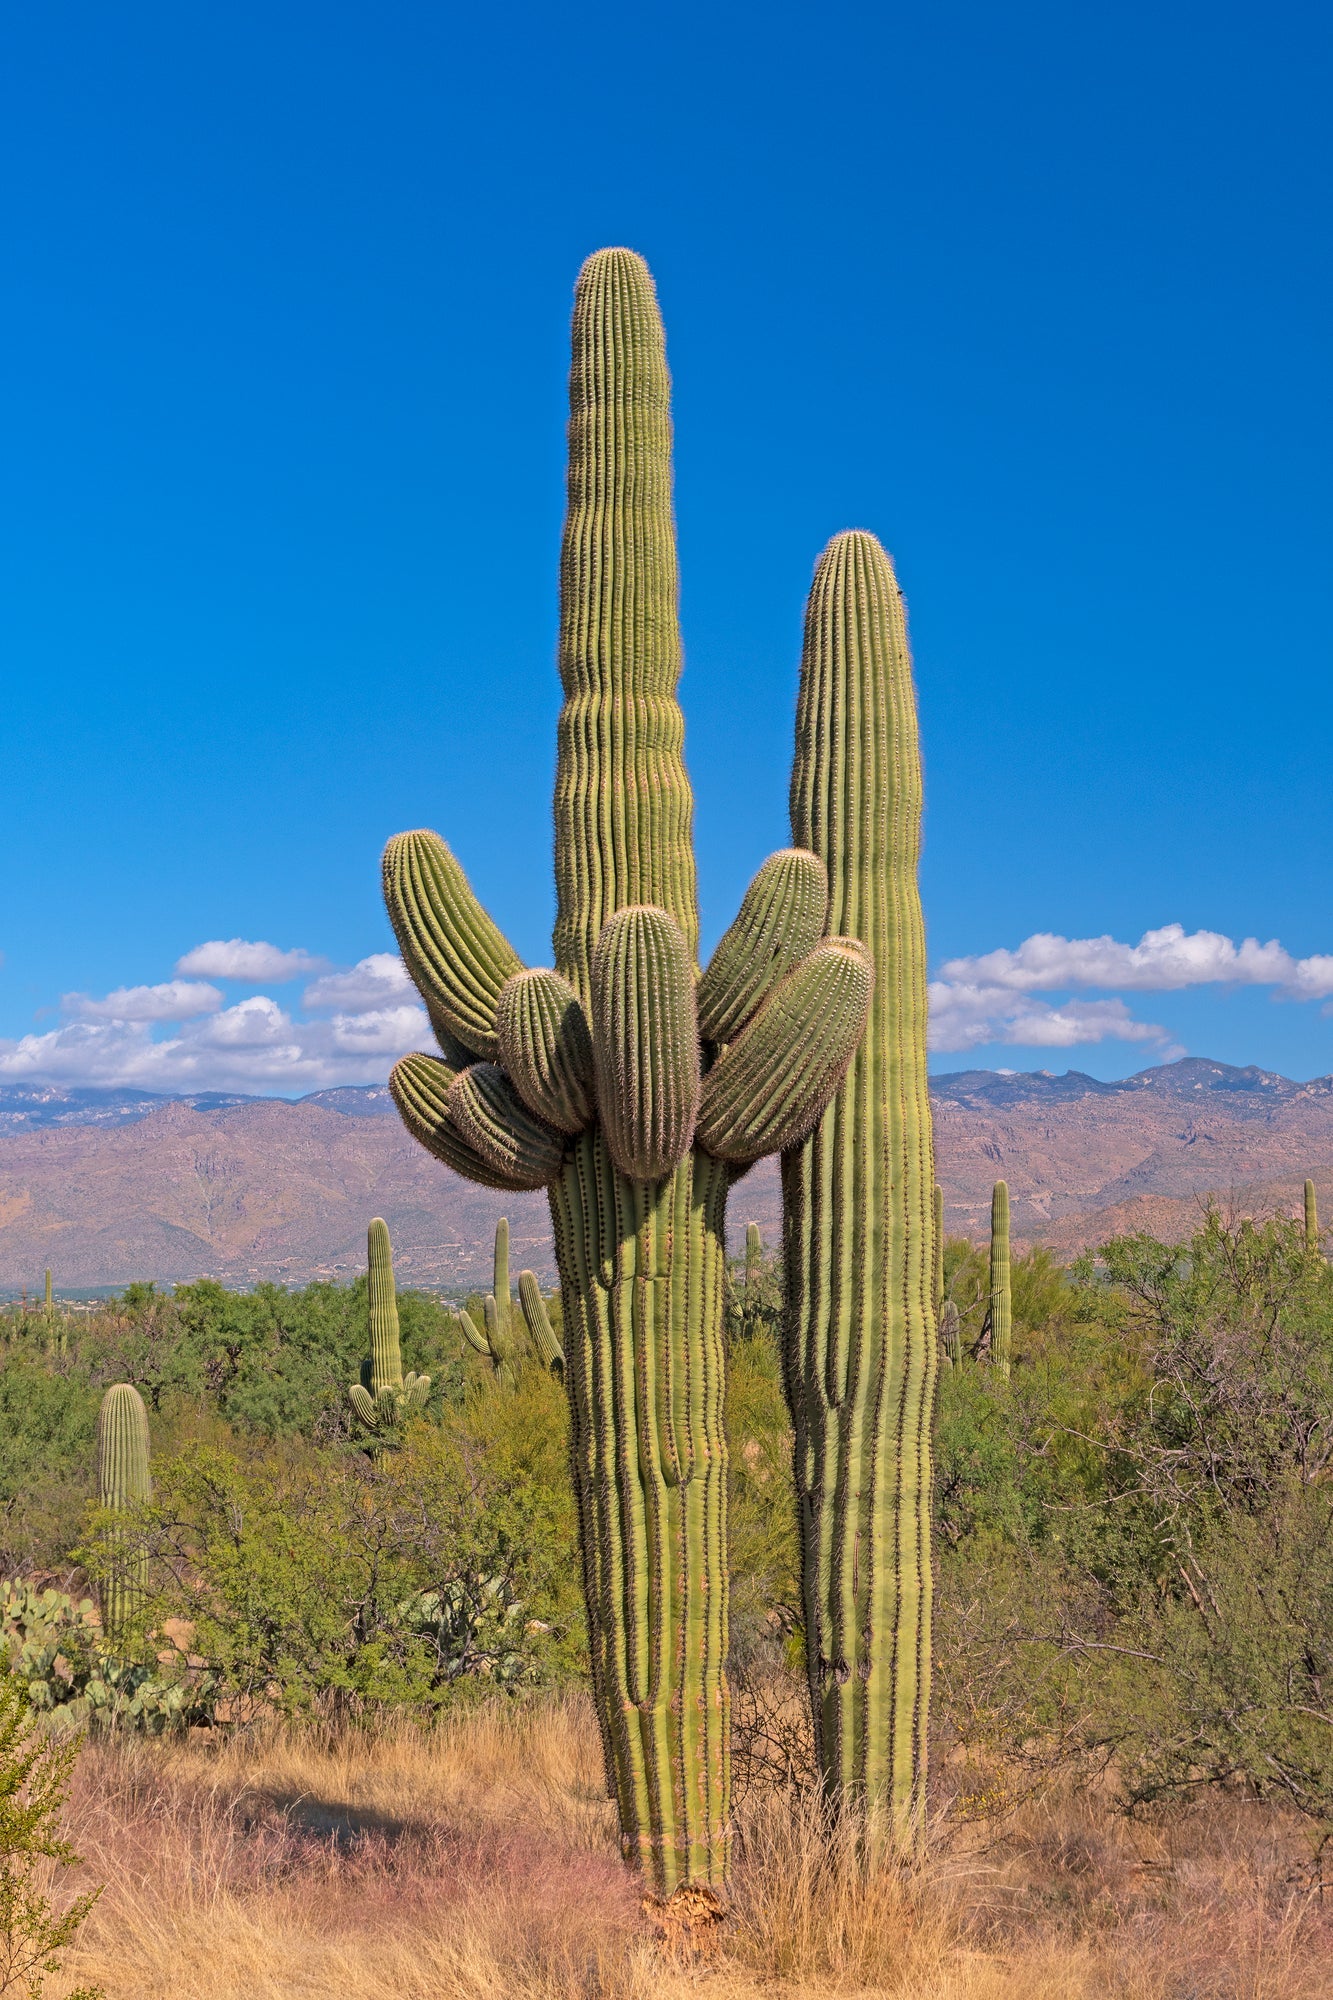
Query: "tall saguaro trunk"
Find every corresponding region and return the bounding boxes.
[549,253,726,1894]
[782,530,937,1849]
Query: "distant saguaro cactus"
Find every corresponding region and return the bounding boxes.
[349,1219,430,1439]
[383,249,871,1903]
[1304,1179,1320,1255]
[97,1384,151,1649]
[987,1180,1013,1379]
[782,530,936,1852]
[453,1218,564,1381]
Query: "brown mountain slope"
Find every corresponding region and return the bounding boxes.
[3,1058,1332,1292]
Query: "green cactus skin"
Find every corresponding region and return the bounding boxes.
[385,250,869,1902]
[1304,1179,1320,1254]
[454,1217,526,1385]
[349,1219,431,1439]
[745,1222,762,1290]
[518,1270,566,1376]
[939,1298,962,1369]
[933,1186,945,1321]
[696,939,872,1165]
[445,1063,567,1189]
[697,849,828,1044]
[44,1269,52,1314]
[590,906,701,1181]
[496,969,595,1133]
[988,1180,1012,1380]
[97,1383,152,1649]
[781,529,937,1853]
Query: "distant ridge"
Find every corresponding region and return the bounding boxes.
[2,1060,1332,1290]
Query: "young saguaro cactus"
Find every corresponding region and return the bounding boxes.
[986,1180,1013,1379]
[97,1383,151,1649]
[781,530,936,1852]
[453,1218,565,1382]
[1304,1179,1320,1255]
[383,250,870,1903]
[349,1218,430,1440]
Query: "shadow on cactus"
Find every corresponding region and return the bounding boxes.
[348,1219,431,1443]
[453,1219,565,1385]
[382,249,872,1904]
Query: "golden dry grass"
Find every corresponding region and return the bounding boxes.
[53,1696,1332,1999]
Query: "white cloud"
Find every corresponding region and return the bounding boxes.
[62,980,223,1024]
[175,939,328,982]
[302,954,415,1014]
[928,982,1171,1054]
[0,998,430,1094]
[940,924,1333,999]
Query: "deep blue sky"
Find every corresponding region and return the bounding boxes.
[3,2,1331,1092]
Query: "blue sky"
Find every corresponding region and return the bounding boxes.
[3,1,1331,1093]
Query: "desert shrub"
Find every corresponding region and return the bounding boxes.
[0,1665,101,1999]
[0,1364,98,1578]
[116,1361,581,1717]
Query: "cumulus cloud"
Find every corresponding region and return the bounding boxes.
[928,982,1171,1054]
[175,939,328,982]
[302,954,415,1013]
[62,980,223,1024]
[939,924,1333,999]
[0,996,430,1094]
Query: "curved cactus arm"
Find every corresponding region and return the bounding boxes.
[446,1065,566,1190]
[590,905,700,1180]
[697,848,828,1044]
[696,939,873,1166]
[403,1372,431,1412]
[453,1306,493,1359]
[496,970,595,1134]
[518,1269,565,1375]
[348,1382,378,1429]
[390,1053,533,1190]
[383,829,524,1059]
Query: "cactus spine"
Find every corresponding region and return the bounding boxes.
[782,530,936,1851]
[349,1219,430,1437]
[1304,1179,1319,1254]
[96,1384,151,1648]
[383,250,869,1902]
[987,1180,1012,1379]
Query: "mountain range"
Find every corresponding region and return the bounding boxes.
[2,1058,1331,1293]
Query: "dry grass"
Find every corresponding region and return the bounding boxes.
[54,1696,1332,1999]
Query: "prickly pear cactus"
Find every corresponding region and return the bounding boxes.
[383,250,871,1901]
[349,1218,431,1441]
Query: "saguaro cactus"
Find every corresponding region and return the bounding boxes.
[782,530,936,1850]
[986,1180,1013,1379]
[384,249,870,1902]
[97,1383,151,1648]
[349,1218,431,1438]
[1304,1179,1319,1254]
[453,1218,564,1381]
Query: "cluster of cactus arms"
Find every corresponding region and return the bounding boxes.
[349,1218,431,1438]
[1304,1179,1320,1254]
[781,529,937,1853]
[984,1180,1013,1378]
[383,248,874,1902]
[96,1383,152,1650]
[452,1218,564,1382]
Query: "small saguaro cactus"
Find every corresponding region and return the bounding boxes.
[939,1298,963,1368]
[1304,1179,1320,1254]
[453,1218,565,1382]
[782,530,936,1851]
[348,1219,431,1439]
[985,1180,1013,1379]
[383,249,871,1903]
[97,1384,151,1649]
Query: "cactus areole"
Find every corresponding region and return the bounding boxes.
[782,530,937,1853]
[383,250,871,1901]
